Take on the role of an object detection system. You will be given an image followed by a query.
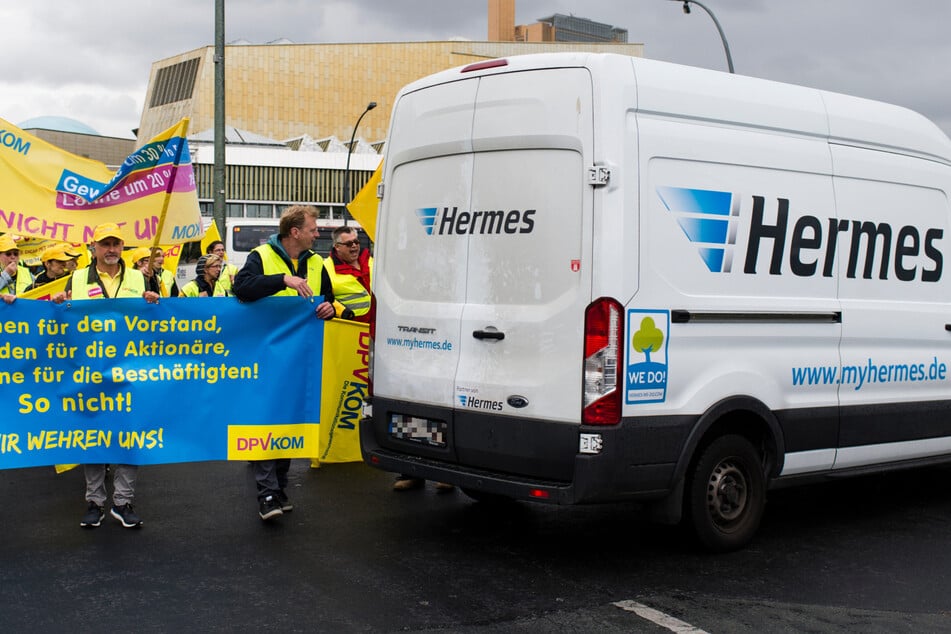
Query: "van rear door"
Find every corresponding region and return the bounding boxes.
[454,68,594,423]
[373,64,594,477]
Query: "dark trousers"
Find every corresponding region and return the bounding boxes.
[253,458,290,500]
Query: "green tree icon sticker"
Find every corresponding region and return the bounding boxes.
[632,317,664,364]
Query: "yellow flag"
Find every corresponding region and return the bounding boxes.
[346,161,381,243]
[201,219,222,256]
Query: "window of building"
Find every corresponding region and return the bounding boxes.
[150,58,201,107]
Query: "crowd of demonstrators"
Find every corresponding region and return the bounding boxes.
[232,205,336,521]
[180,253,229,297]
[50,223,160,529]
[3,212,446,526]
[132,246,180,298]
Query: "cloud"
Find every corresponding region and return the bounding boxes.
[2,0,950,139]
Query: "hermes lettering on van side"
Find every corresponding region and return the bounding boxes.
[434,206,536,235]
[745,196,943,282]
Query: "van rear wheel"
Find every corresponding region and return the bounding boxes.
[686,434,765,552]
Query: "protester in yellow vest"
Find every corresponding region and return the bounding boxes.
[206,240,238,295]
[0,233,34,298]
[26,243,80,291]
[51,222,159,530]
[323,227,374,323]
[131,246,179,297]
[180,254,229,297]
[232,205,335,521]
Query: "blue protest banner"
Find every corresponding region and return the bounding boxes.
[0,296,323,467]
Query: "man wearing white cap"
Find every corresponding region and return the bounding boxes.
[52,222,159,529]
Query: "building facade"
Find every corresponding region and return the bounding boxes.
[137,40,642,144]
[137,36,643,221]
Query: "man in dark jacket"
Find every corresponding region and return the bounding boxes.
[233,205,335,521]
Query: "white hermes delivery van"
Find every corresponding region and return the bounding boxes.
[360,52,951,551]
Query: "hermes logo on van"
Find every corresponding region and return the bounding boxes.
[659,186,944,283]
[415,206,535,236]
[657,186,738,273]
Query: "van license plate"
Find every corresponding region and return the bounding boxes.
[389,414,447,447]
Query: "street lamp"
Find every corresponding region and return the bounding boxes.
[343,101,377,225]
[670,0,734,74]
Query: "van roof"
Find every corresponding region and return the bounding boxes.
[402,52,951,166]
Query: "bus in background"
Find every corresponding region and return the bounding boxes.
[224,217,371,270]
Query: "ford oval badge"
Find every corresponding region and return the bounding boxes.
[507,395,529,408]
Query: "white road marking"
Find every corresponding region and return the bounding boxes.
[613,600,710,633]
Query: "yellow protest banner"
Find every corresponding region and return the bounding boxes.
[0,117,202,246]
[318,318,370,462]
[19,274,68,300]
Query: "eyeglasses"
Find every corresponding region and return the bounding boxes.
[1,250,19,256]
[336,240,360,248]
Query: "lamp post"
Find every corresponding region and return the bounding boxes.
[670,0,734,74]
[213,0,226,237]
[342,101,377,225]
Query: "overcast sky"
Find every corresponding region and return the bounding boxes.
[2,0,949,140]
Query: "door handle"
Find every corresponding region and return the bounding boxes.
[472,329,505,341]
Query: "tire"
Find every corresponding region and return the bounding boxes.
[685,434,766,552]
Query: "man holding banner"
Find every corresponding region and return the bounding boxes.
[53,222,159,529]
[233,205,336,521]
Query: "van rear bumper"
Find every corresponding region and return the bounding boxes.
[361,397,694,505]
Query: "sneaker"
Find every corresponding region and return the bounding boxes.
[110,503,143,528]
[277,490,294,512]
[435,482,456,493]
[259,495,283,521]
[80,502,104,528]
[392,476,424,491]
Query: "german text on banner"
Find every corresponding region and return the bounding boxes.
[0,118,203,246]
[0,296,323,468]
[318,319,369,463]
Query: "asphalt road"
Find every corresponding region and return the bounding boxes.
[4,459,951,632]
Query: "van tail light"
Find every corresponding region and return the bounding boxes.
[582,297,623,425]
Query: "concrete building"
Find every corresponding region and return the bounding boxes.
[19,116,135,168]
[488,0,628,43]
[134,7,642,221]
